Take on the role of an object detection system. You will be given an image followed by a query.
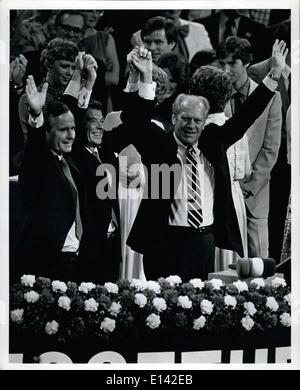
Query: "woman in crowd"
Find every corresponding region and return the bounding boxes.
[18,37,79,143]
[190,66,251,270]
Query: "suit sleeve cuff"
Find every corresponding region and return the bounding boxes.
[138,81,156,100]
[262,75,278,92]
[28,111,44,128]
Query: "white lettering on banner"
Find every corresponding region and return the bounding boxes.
[255,349,268,363]
[230,350,243,363]
[39,351,73,364]
[88,351,126,364]
[9,347,292,364]
[275,347,291,363]
[137,352,175,363]
[181,350,222,363]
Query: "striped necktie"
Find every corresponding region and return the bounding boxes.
[59,157,83,240]
[186,146,203,228]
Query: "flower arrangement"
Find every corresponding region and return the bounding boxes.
[10,275,291,344]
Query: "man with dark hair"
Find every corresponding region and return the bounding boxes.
[217,36,282,259]
[138,16,178,64]
[71,97,122,284]
[14,77,84,282]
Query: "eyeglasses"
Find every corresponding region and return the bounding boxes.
[59,24,83,35]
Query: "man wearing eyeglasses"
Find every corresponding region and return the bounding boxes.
[55,10,85,45]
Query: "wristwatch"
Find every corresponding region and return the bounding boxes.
[267,72,280,82]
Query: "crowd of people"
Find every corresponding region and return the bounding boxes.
[9,9,291,284]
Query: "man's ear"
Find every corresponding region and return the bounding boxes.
[171,114,176,125]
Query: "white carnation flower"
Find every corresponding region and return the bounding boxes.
[24,290,39,303]
[200,299,214,315]
[224,295,237,309]
[271,277,287,288]
[284,293,291,306]
[145,313,161,329]
[177,295,192,309]
[233,280,248,293]
[109,302,122,317]
[10,308,24,324]
[165,275,182,286]
[241,315,255,331]
[266,296,279,312]
[134,293,147,308]
[58,296,71,311]
[130,278,147,291]
[209,278,223,290]
[78,282,96,294]
[280,312,291,327]
[193,315,206,330]
[52,280,68,293]
[100,317,116,333]
[45,320,59,335]
[250,278,265,289]
[152,297,167,312]
[104,282,119,294]
[146,281,161,294]
[189,278,204,289]
[21,274,36,287]
[244,301,257,317]
[84,297,99,312]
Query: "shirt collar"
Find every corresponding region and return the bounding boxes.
[173,132,200,156]
[50,149,63,160]
[233,76,250,98]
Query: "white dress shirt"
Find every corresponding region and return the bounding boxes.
[169,133,215,227]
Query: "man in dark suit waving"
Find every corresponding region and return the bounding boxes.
[126,40,288,282]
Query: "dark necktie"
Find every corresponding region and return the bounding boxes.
[232,92,243,113]
[186,146,203,228]
[59,157,83,240]
[175,24,190,61]
[223,18,236,40]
